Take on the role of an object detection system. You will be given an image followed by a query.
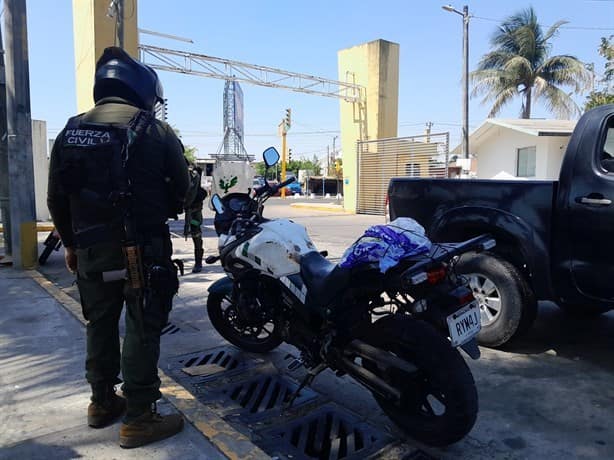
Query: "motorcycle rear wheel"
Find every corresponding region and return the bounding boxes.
[207,290,283,353]
[362,316,478,447]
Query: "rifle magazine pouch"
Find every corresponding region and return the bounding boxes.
[147,262,179,314]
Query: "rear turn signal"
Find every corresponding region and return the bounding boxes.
[426,266,447,284]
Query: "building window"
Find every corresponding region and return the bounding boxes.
[517,146,536,177]
[405,163,421,176]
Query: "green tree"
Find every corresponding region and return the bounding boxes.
[471,7,591,119]
[172,127,198,163]
[252,155,322,180]
[585,36,614,111]
[183,145,198,163]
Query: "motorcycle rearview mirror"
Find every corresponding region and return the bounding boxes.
[211,194,225,214]
[263,147,280,168]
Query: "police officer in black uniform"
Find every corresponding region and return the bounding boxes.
[47,47,189,448]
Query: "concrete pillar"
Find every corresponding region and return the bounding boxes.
[32,120,49,221]
[338,40,399,213]
[72,0,139,113]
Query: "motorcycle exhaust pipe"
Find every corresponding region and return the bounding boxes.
[337,355,402,402]
[345,340,418,374]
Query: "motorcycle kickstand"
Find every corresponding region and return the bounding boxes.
[282,363,327,413]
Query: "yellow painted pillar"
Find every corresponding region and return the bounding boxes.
[72,0,139,113]
[338,40,399,213]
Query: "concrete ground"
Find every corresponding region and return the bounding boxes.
[2,197,614,459]
[0,269,225,460]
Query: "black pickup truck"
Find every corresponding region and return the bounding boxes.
[388,104,614,347]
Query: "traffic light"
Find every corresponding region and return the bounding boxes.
[335,159,341,173]
[284,108,292,129]
[288,148,292,161]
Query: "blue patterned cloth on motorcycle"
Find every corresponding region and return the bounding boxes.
[339,217,432,273]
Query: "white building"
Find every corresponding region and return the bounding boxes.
[452,119,576,180]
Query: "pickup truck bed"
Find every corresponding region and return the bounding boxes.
[389,178,557,299]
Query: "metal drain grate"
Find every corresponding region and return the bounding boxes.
[258,403,393,460]
[168,346,258,390]
[402,451,439,460]
[161,322,181,335]
[181,348,241,370]
[216,374,319,420]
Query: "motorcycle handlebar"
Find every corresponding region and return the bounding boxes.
[278,177,296,188]
[254,184,268,197]
[255,176,296,197]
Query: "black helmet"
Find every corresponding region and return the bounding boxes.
[93,46,164,112]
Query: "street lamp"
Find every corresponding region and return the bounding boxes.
[442,4,470,159]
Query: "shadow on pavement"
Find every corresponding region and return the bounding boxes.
[0,439,83,459]
[495,302,614,373]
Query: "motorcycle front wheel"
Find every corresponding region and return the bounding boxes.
[207,290,283,353]
[362,316,478,447]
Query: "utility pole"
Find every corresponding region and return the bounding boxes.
[4,0,37,269]
[425,121,433,143]
[462,5,469,159]
[280,125,287,198]
[0,21,12,258]
[442,4,470,159]
[279,108,291,199]
[117,0,124,49]
[107,0,125,48]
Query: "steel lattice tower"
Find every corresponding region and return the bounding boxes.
[222,80,248,160]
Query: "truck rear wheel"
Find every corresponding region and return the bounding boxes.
[456,252,537,347]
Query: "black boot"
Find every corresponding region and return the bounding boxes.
[192,236,203,273]
[88,383,126,428]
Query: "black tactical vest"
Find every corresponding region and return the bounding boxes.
[58,116,131,248]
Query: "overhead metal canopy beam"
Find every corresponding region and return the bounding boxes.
[138,44,363,103]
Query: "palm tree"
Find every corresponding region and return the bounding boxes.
[471,7,592,119]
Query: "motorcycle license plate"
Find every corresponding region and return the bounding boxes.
[447,302,481,347]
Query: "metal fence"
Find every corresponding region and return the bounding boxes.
[356,132,449,215]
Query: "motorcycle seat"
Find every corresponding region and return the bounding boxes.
[300,251,350,310]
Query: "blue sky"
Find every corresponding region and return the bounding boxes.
[19,0,614,160]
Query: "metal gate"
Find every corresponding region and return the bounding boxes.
[356,132,449,215]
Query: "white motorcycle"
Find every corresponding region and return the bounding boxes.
[206,147,494,446]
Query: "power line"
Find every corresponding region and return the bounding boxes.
[178,129,340,138]
[472,15,614,31]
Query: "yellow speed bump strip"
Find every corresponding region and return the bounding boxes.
[27,270,270,460]
[289,203,353,213]
[0,223,55,233]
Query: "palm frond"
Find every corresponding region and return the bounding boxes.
[536,83,582,119]
[542,20,568,44]
[537,55,593,93]
[487,86,520,117]
[470,69,517,98]
[502,56,534,81]
[476,51,515,70]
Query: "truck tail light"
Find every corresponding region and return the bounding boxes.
[426,266,447,285]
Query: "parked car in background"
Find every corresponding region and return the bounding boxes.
[253,176,266,188]
[284,181,302,195]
